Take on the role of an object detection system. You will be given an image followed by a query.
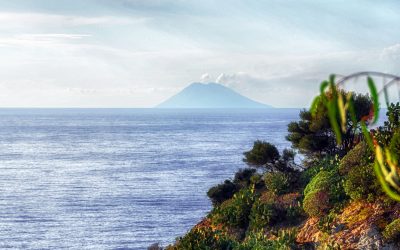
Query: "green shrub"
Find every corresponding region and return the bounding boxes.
[318,211,337,233]
[299,165,320,188]
[276,193,304,224]
[171,223,235,250]
[343,163,381,202]
[303,167,346,217]
[249,200,278,230]
[303,190,330,217]
[250,174,265,189]
[234,229,297,250]
[207,180,238,206]
[339,141,371,175]
[389,131,400,161]
[243,140,280,166]
[264,172,290,195]
[213,188,257,228]
[285,205,304,223]
[233,168,257,187]
[234,230,273,250]
[383,218,400,242]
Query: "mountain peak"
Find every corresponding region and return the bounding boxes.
[156,82,272,108]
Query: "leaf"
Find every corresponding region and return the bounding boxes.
[310,96,320,117]
[383,87,390,108]
[373,161,400,201]
[320,81,329,94]
[367,77,379,123]
[328,100,342,144]
[361,121,373,149]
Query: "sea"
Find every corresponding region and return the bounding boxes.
[0,108,300,249]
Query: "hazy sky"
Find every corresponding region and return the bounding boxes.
[0,0,399,107]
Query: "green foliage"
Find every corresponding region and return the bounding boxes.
[171,225,235,250]
[389,131,400,161]
[374,103,400,146]
[303,170,331,197]
[299,165,320,188]
[300,156,339,188]
[367,76,379,124]
[387,102,400,129]
[287,91,372,157]
[282,149,296,162]
[207,180,238,206]
[243,140,280,166]
[249,200,278,230]
[317,211,337,234]
[303,190,330,217]
[339,141,371,175]
[250,174,265,190]
[264,172,290,195]
[383,218,400,242]
[303,168,346,217]
[235,229,297,250]
[343,163,381,202]
[213,188,257,228]
[233,168,257,187]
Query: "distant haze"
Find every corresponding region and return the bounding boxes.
[0,1,399,107]
[157,82,272,108]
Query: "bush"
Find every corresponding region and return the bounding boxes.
[389,131,400,161]
[147,243,162,250]
[235,229,297,250]
[343,163,381,202]
[233,168,257,186]
[303,170,331,196]
[207,180,238,206]
[243,140,280,166]
[277,193,304,224]
[339,141,371,175]
[299,165,320,188]
[303,190,330,217]
[250,174,265,189]
[171,220,235,250]
[383,218,400,242]
[304,168,345,202]
[303,168,346,217]
[213,188,257,228]
[264,172,290,195]
[249,200,278,230]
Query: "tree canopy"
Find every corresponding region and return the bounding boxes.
[286,91,372,158]
[243,140,280,166]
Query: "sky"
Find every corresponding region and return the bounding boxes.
[0,0,399,108]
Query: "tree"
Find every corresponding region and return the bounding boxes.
[207,180,238,206]
[286,91,372,158]
[243,140,280,166]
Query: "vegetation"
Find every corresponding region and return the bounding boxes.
[243,140,279,166]
[286,91,371,158]
[213,188,257,228]
[207,180,238,206]
[263,172,289,195]
[162,75,400,249]
[343,163,381,202]
[383,218,400,242]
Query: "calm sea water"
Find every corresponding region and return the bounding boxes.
[0,108,300,249]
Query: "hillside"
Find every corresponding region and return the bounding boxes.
[156,82,272,108]
[150,82,400,250]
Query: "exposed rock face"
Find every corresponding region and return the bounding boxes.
[296,217,322,244]
[296,201,400,249]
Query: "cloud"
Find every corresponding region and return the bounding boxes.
[0,12,147,29]
[381,44,400,61]
[0,33,91,49]
[200,73,211,82]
